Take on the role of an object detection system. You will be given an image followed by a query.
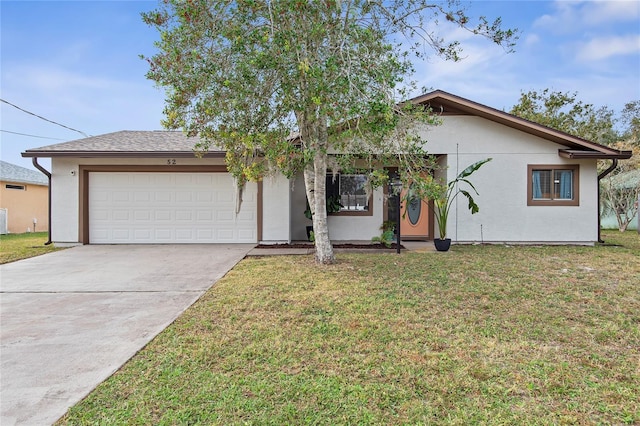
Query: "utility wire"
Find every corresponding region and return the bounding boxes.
[1,98,90,138]
[1,129,66,141]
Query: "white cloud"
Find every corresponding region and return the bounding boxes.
[576,34,640,61]
[580,0,640,26]
[534,0,640,32]
[10,66,115,92]
[1,62,165,138]
[524,33,540,48]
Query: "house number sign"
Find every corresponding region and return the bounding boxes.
[167,159,177,165]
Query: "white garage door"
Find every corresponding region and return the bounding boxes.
[89,172,257,243]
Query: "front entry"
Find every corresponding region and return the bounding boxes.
[399,185,431,240]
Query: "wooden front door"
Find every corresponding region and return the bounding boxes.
[400,185,431,240]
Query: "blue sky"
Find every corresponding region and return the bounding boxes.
[2,0,639,171]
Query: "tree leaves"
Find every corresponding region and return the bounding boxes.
[141,0,517,262]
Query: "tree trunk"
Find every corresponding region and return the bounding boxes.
[298,107,335,264]
[314,113,335,264]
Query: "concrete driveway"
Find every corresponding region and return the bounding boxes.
[0,244,253,426]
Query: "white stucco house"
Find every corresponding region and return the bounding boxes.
[22,91,632,247]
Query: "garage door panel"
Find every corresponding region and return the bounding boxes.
[112,229,132,240]
[238,229,255,240]
[237,210,255,221]
[195,210,212,221]
[134,192,151,202]
[216,192,233,203]
[151,174,172,185]
[153,210,172,221]
[132,227,149,236]
[109,174,132,186]
[134,210,151,221]
[175,210,193,221]
[176,192,192,202]
[216,210,233,221]
[154,229,173,240]
[195,174,213,185]
[113,191,131,202]
[196,192,214,202]
[111,210,129,221]
[175,229,195,240]
[153,191,172,203]
[175,174,195,185]
[89,172,257,244]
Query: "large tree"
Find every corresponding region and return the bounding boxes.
[600,142,639,232]
[509,89,619,145]
[142,0,516,263]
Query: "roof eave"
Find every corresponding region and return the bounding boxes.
[558,149,633,160]
[21,151,226,159]
[0,179,48,186]
[413,90,626,153]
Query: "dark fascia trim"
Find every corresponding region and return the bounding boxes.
[411,90,630,157]
[558,149,632,160]
[22,151,226,158]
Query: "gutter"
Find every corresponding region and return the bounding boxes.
[597,159,618,244]
[31,158,52,245]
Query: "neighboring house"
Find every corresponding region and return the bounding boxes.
[0,160,49,234]
[22,90,631,246]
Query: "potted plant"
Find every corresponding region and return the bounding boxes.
[304,194,343,241]
[426,158,492,251]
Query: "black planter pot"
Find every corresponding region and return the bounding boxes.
[306,226,314,241]
[434,238,452,252]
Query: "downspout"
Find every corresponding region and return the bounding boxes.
[597,159,618,243]
[31,157,52,245]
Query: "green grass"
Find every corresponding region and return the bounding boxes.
[0,232,63,264]
[60,232,639,425]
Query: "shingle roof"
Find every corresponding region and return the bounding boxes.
[0,161,48,186]
[22,130,224,157]
[21,93,632,161]
[411,90,632,160]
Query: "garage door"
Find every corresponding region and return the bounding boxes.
[89,172,257,243]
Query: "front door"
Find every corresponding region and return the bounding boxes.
[400,184,431,240]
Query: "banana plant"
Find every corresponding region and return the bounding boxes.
[429,158,492,240]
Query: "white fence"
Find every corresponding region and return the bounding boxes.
[0,208,7,234]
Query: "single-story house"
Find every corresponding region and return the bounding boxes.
[22,90,631,246]
[0,160,49,234]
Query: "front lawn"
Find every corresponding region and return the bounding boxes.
[60,232,639,424]
[0,232,63,264]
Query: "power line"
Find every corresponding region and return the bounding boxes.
[0,98,91,138]
[0,129,67,141]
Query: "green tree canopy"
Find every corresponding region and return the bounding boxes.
[620,100,640,145]
[142,0,517,263]
[509,89,619,145]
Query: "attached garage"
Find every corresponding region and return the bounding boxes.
[87,171,257,244]
[88,171,257,243]
[20,131,290,246]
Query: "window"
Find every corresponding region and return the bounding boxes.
[326,173,372,215]
[527,165,579,206]
[5,184,25,190]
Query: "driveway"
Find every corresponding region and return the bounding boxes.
[0,244,253,426]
